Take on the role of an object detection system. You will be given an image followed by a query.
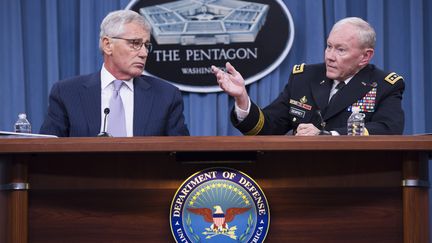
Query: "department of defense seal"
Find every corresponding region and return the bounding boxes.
[170,167,270,242]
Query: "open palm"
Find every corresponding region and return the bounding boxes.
[212,62,246,98]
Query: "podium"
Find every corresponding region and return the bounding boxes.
[0,136,430,243]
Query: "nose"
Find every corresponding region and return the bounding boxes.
[325,48,335,62]
[138,46,148,58]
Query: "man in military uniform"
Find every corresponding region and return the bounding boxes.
[211,17,404,135]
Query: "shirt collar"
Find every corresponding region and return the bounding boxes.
[101,64,134,91]
[334,76,354,87]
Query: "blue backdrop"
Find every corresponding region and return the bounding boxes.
[1,0,431,136]
[0,0,431,238]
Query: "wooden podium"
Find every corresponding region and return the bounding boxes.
[0,136,430,243]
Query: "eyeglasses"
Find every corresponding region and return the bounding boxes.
[110,37,153,52]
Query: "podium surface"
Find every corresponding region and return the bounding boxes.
[0,136,430,243]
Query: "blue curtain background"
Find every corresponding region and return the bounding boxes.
[0,0,431,136]
[1,0,431,236]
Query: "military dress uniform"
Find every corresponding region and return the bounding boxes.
[232,63,405,135]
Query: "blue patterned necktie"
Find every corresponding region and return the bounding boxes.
[107,80,127,137]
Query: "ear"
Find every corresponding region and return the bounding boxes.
[102,37,113,56]
[359,48,374,66]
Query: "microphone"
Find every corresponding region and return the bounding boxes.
[97,108,112,137]
[316,110,325,129]
[316,110,331,135]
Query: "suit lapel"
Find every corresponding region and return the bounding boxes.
[310,77,333,111]
[323,66,373,120]
[133,76,154,136]
[79,73,101,136]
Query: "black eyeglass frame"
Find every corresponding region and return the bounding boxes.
[109,36,153,52]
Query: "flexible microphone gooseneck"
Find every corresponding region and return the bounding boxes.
[97,108,112,137]
[316,110,331,135]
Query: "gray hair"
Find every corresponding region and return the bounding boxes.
[99,10,151,51]
[331,17,376,49]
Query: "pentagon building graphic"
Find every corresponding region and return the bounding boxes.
[140,0,269,45]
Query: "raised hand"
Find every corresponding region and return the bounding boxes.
[211,62,249,109]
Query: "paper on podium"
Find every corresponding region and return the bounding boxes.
[0,130,57,138]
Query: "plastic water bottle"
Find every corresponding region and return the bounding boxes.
[347,106,365,136]
[14,113,32,133]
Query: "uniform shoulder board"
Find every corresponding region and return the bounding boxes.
[292,63,305,74]
[384,72,403,85]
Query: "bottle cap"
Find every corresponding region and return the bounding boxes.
[18,113,27,119]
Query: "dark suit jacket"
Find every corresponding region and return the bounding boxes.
[232,63,405,135]
[40,72,189,137]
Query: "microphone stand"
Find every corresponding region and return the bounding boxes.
[97,108,112,137]
[317,110,331,135]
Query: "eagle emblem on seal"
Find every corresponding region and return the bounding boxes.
[188,205,251,232]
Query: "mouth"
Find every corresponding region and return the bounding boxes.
[133,63,145,69]
[326,64,337,71]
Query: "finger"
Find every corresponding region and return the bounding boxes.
[299,123,314,129]
[218,79,230,92]
[212,66,228,80]
[211,65,223,76]
[295,129,307,136]
[225,62,239,76]
[296,124,306,131]
[216,71,228,82]
[216,75,225,85]
[296,129,312,136]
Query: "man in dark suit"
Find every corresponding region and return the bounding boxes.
[211,17,404,136]
[40,10,189,137]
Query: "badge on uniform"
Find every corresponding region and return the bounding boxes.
[348,88,377,113]
[289,107,306,118]
[289,98,312,110]
[300,96,307,103]
[385,72,403,85]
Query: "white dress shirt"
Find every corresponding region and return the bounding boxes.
[100,65,134,137]
[234,97,251,122]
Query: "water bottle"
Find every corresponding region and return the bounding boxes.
[14,113,32,133]
[347,106,365,136]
